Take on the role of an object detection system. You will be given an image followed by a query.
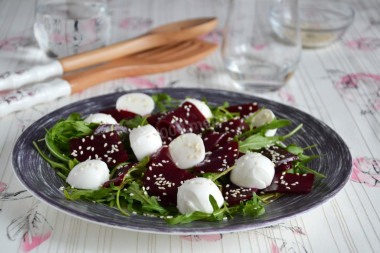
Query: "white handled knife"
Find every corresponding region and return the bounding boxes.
[0,78,71,117]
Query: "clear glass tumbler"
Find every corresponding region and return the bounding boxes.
[222,0,301,92]
[34,0,110,58]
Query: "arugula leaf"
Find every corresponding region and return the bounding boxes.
[119,115,148,128]
[239,119,291,140]
[238,124,303,153]
[121,156,150,185]
[285,143,326,178]
[238,134,281,152]
[240,193,265,217]
[44,134,71,163]
[33,141,70,178]
[286,143,304,155]
[165,200,230,225]
[46,113,96,153]
[125,182,169,214]
[208,105,240,128]
[296,163,326,178]
[64,187,115,201]
[151,93,180,112]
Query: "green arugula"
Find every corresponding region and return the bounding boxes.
[151,93,180,112]
[33,141,70,179]
[47,113,95,151]
[125,182,169,215]
[119,115,149,128]
[286,143,326,178]
[165,195,231,224]
[208,104,240,127]
[238,124,303,152]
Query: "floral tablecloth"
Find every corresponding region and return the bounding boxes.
[0,0,379,252]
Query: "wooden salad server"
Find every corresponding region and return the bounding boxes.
[0,17,217,91]
[0,39,218,117]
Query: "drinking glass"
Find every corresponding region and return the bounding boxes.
[222,0,301,92]
[34,0,110,58]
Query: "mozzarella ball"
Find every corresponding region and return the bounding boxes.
[183,98,213,119]
[116,93,154,116]
[129,124,162,161]
[250,109,277,137]
[169,133,205,169]
[230,152,275,189]
[177,177,224,214]
[84,113,118,124]
[66,160,110,190]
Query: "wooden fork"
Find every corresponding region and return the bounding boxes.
[64,39,218,93]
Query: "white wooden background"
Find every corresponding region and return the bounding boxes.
[0,0,379,252]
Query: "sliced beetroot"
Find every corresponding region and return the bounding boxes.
[103,163,135,187]
[261,146,299,166]
[260,173,315,194]
[147,112,167,127]
[222,183,257,206]
[70,130,129,167]
[103,177,123,188]
[93,124,130,135]
[100,108,137,122]
[202,131,231,152]
[226,102,259,118]
[194,141,239,174]
[156,102,209,142]
[275,162,293,174]
[142,147,195,206]
[113,163,135,178]
[214,118,249,136]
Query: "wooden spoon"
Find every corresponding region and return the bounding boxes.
[63,39,218,93]
[0,39,217,117]
[0,18,217,92]
[60,18,218,73]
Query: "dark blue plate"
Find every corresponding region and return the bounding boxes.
[12,88,352,234]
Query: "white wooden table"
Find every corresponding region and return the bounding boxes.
[0,0,379,252]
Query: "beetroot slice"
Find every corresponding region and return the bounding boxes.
[222,183,257,206]
[194,141,239,174]
[275,162,293,174]
[142,147,195,206]
[214,118,249,136]
[103,163,135,188]
[156,102,209,143]
[202,131,231,152]
[70,130,129,167]
[147,112,167,127]
[100,108,137,122]
[226,102,259,118]
[261,146,299,166]
[260,173,315,194]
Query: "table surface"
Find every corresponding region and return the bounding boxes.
[1,0,379,252]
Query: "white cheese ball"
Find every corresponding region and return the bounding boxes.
[116,93,154,116]
[84,113,118,124]
[183,98,213,120]
[230,152,275,189]
[66,160,110,190]
[169,133,205,169]
[129,124,162,161]
[177,177,224,214]
[250,109,277,137]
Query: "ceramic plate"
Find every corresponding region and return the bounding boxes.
[12,88,352,234]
